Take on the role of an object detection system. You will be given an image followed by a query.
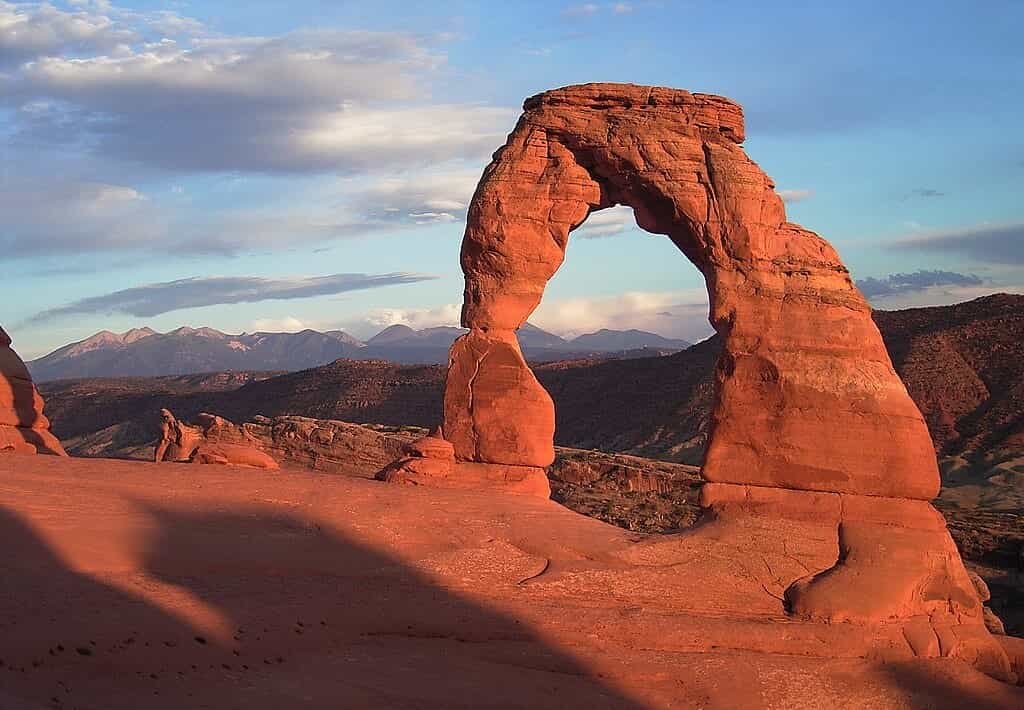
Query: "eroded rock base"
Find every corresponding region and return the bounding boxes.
[697,482,1016,683]
[0,455,1019,708]
[376,429,550,497]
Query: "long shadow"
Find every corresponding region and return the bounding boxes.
[879,661,1023,710]
[0,503,646,709]
[0,506,192,708]
[3,499,1022,708]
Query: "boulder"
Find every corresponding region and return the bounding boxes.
[155,409,278,469]
[0,327,66,456]
[189,442,279,470]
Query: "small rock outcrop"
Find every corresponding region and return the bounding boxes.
[0,327,66,456]
[155,410,278,470]
[155,410,424,475]
[377,427,550,496]
[375,83,1013,680]
[376,427,456,484]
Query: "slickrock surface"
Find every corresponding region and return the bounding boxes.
[0,454,1020,709]
[0,326,66,456]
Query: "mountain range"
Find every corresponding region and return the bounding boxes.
[27,323,692,382]
[40,294,1023,476]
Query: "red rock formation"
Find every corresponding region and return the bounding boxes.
[449,83,936,500]
[377,427,550,496]
[377,83,1009,674]
[0,327,66,456]
[189,442,279,470]
[155,410,278,469]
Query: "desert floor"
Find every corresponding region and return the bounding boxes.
[0,455,1020,709]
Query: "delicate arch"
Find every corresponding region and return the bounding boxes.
[446,83,937,501]
[376,84,1008,669]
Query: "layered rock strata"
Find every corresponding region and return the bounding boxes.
[155,410,278,469]
[0,327,66,456]
[373,83,1011,676]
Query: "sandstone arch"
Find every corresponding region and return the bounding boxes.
[447,83,939,501]
[378,85,1015,674]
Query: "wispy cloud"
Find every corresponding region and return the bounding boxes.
[0,179,168,256]
[778,188,813,204]
[906,188,946,199]
[573,205,638,238]
[855,269,982,299]
[891,222,1024,265]
[2,168,487,257]
[356,170,481,226]
[28,272,438,323]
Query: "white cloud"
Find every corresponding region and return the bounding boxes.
[3,164,488,257]
[573,204,637,238]
[891,221,1024,265]
[0,178,166,255]
[250,316,315,333]
[612,3,634,14]
[28,272,438,322]
[2,3,514,173]
[344,303,463,338]
[0,0,136,65]
[531,289,713,342]
[866,283,1024,311]
[1,2,519,259]
[356,169,481,224]
[292,106,512,173]
[778,188,813,203]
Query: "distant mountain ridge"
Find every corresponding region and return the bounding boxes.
[27,323,692,381]
[569,329,691,351]
[39,295,1024,473]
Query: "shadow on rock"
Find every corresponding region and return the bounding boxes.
[0,502,647,709]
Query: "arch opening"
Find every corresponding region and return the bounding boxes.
[530,201,712,349]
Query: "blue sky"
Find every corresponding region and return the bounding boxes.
[2,0,1022,358]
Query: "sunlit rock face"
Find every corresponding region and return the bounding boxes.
[373,85,1017,679]
[450,82,937,500]
[0,327,66,456]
